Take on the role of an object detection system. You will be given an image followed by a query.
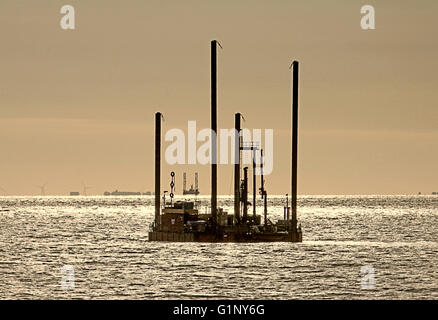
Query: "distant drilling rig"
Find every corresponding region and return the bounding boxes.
[183,172,200,195]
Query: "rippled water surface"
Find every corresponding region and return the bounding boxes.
[0,195,437,299]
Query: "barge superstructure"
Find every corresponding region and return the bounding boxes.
[149,40,302,242]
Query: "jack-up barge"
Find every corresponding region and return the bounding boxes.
[149,41,302,242]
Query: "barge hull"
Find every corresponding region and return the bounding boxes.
[148,231,302,243]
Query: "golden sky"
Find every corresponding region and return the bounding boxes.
[0,0,437,195]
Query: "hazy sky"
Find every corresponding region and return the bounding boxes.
[0,0,437,196]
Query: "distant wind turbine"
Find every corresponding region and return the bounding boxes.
[0,186,6,196]
[35,183,47,196]
[82,181,92,196]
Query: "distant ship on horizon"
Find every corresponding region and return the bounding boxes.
[104,190,144,196]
